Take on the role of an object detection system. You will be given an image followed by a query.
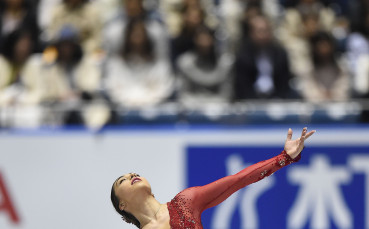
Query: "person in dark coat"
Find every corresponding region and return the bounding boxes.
[0,0,40,54]
[234,15,295,100]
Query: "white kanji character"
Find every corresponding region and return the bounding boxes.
[287,155,352,229]
[349,155,369,229]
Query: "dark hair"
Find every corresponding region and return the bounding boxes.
[2,29,36,61]
[121,18,154,61]
[0,0,39,54]
[54,26,83,64]
[110,182,141,228]
[310,31,339,68]
[193,25,217,67]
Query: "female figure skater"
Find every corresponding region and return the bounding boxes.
[111,127,315,228]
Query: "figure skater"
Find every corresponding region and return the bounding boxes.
[111,127,316,228]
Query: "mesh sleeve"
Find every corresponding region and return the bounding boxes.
[188,150,300,212]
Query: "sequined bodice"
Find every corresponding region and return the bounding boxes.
[167,189,203,229]
[166,151,299,229]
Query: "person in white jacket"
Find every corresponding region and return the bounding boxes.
[104,18,174,109]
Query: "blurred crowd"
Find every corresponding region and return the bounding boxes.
[0,0,368,128]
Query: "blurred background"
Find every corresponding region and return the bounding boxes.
[0,0,369,228]
[0,0,368,128]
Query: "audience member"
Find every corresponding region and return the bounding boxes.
[233,15,294,100]
[219,0,282,51]
[0,29,43,128]
[300,32,350,102]
[22,26,109,127]
[104,19,174,109]
[0,0,39,53]
[0,29,39,106]
[176,26,234,105]
[171,5,206,70]
[103,0,168,58]
[278,0,336,78]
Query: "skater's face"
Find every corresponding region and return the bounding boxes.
[113,173,151,209]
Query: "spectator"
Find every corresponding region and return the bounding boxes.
[171,5,205,70]
[0,0,39,53]
[104,19,174,109]
[103,0,168,58]
[47,0,102,54]
[300,32,350,102]
[177,26,234,106]
[278,0,336,78]
[219,0,282,51]
[0,29,43,128]
[0,29,39,106]
[22,26,109,128]
[233,15,294,100]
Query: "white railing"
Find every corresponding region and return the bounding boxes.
[0,99,368,129]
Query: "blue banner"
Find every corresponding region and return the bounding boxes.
[187,146,369,229]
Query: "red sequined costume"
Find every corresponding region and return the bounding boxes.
[167,150,300,229]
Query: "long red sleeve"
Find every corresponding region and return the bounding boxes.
[167,150,300,229]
